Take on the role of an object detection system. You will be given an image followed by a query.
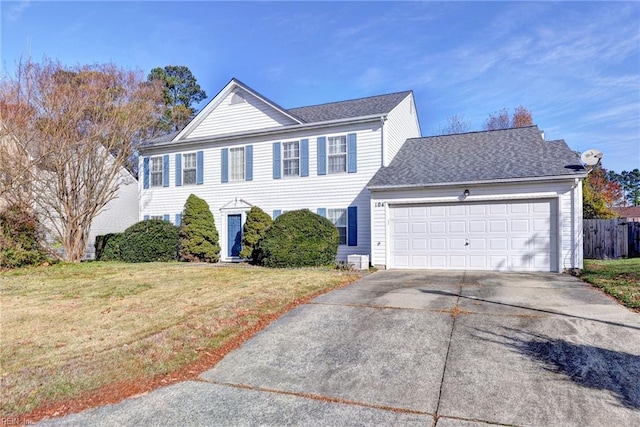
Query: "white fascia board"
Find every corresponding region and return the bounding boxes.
[141,114,385,154]
[368,174,587,191]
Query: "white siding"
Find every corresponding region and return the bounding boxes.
[141,122,382,262]
[383,93,421,166]
[86,170,139,258]
[187,91,298,139]
[370,179,583,271]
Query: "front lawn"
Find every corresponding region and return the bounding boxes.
[0,262,359,418]
[581,258,640,309]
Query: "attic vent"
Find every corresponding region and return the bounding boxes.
[230,90,246,105]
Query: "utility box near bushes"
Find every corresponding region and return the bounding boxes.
[347,254,369,270]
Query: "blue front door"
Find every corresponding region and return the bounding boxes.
[228,214,242,257]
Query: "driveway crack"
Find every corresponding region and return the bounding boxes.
[432,271,464,426]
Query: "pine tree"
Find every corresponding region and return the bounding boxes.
[179,194,220,262]
[240,206,272,263]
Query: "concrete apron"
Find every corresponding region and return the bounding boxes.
[39,270,640,427]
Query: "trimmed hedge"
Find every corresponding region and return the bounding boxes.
[239,206,272,263]
[259,209,338,268]
[0,204,49,268]
[179,194,220,263]
[94,233,123,261]
[119,219,179,263]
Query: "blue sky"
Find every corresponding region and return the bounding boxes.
[2,1,639,173]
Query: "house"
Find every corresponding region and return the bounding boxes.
[139,78,586,272]
[613,206,640,221]
[0,122,138,259]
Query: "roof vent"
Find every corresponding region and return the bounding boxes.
[540,130,545,140]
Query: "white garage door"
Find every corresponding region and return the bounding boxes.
[390,199,558,272]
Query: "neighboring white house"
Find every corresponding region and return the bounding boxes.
[84,166,139,259]
[139,78,586,272]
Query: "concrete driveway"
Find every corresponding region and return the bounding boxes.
[40,271,640,426]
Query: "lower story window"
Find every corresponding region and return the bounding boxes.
[328,208,347,245]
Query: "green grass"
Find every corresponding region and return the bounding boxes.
[581,258,640,309]
[0,262,360,416]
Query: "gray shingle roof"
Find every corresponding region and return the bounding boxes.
[368,126,585,189]
[288,91,412,123]
[143,131,180,146]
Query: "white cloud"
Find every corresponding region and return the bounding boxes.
[6,0,30,22]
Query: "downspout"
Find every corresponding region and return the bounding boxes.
[380,116,388,167]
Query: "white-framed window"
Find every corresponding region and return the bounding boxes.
[328,135,347,174]
[150,156,163,187]
[183,153,197,185]
[328,208,347,245]
[230,147,245,181]
[283,141,300,177]
[150,215,163,220]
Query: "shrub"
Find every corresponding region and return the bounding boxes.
[120,219,179,263]
[179,194,220,262]
[239,206,272,263]
[260,209,339,268]
[94,233,123,261]
[0,204,48,268]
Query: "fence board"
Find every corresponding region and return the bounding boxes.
[629,221,640,258]
[583,219,631,259]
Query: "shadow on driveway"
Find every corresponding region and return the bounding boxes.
[475,327,640,410]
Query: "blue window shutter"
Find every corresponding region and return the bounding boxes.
[273,209,281,219]
[348,206,357,246]
[347,133,357,173]
[245,145,253,181]
[175,213,182,226]
[317,137,326,175]
[163,214,170,222]
[144,215,150,220]
[273,142,281,179]
[300,139,309,177]
[221,148,229,183]
[317,208,326,218]
[196,150,204,185]
[163,155,170,187]
[143,157,149,189]
[175,154,182,186]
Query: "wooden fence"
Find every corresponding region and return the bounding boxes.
[584,219,640,259]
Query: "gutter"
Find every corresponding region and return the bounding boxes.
[367,173,588,191]
[141,114,386,154]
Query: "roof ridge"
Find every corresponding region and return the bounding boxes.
[413,125,541,140]
[288,90,412,111]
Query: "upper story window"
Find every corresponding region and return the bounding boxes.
[328,135,347,174]
[230,147,245,181]
[283,141,300,177]
[328,208,347,245]
[150,156,163,187]
[183,153,197,185]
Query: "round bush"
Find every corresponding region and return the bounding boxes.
[0,204,48,268]
[120,219,179,263]
[94,233,123,261]
[259,209,339,268]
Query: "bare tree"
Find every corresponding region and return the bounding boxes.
[0,59,163,261]
[437,114,472,135]
[483,106,533,130]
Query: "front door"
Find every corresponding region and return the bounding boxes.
[227,214,242,257]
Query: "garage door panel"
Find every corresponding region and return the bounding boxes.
[449,221,466,233]
[430,222,446,233]
[390,199,557,272]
